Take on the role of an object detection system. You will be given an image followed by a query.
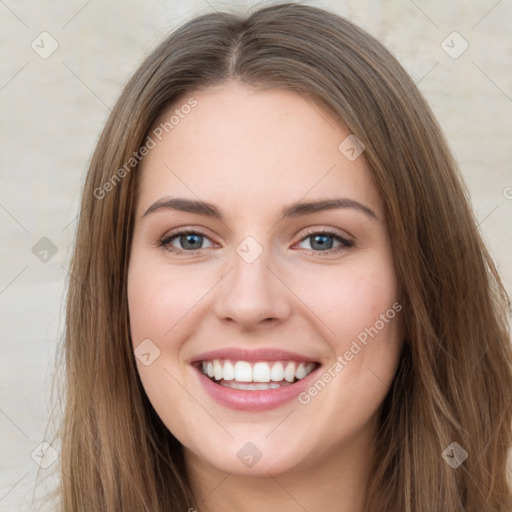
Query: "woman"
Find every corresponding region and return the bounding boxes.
[46,2,512,511]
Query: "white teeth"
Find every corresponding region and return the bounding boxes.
[200,359,317,384]
[270,362,284,381]
[234,361,252,382]
[284,362,296,383]
[223,360,235,381]
[221,381,289,390]
[295,363,307,380]
[214,360,223,381]
[253,362,271,382]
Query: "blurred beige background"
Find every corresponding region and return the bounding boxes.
[1,0,511,509]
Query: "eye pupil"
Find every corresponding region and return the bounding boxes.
[181,234,203,250]
[311,234,333,251]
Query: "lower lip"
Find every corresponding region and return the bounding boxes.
[194,365,320,411]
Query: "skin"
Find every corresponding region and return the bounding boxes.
[127,81,403,512]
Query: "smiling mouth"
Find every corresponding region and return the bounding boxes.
[196,359,320,390]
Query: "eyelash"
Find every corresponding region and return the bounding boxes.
[157,227,354,256]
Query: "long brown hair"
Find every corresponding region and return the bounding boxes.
[42,3,512,510]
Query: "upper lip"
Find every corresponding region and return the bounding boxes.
[190,347,320,364]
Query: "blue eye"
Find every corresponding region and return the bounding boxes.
[159,231,214,252]
[297,232,353,254]
[158,229,354,255]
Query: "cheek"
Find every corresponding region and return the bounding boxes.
[127,256,204,438]
[127,256,215,347]
[291,254,402,410]
[293,260,399,347]
[291,261,401,440]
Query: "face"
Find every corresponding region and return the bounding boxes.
[127,81,403,477]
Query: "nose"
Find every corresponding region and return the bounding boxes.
[212,244,293,329]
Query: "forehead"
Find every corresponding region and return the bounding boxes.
[136,82,381,219]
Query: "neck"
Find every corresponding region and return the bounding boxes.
[184,416,377,512]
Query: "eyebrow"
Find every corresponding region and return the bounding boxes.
[142,197,378,221]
